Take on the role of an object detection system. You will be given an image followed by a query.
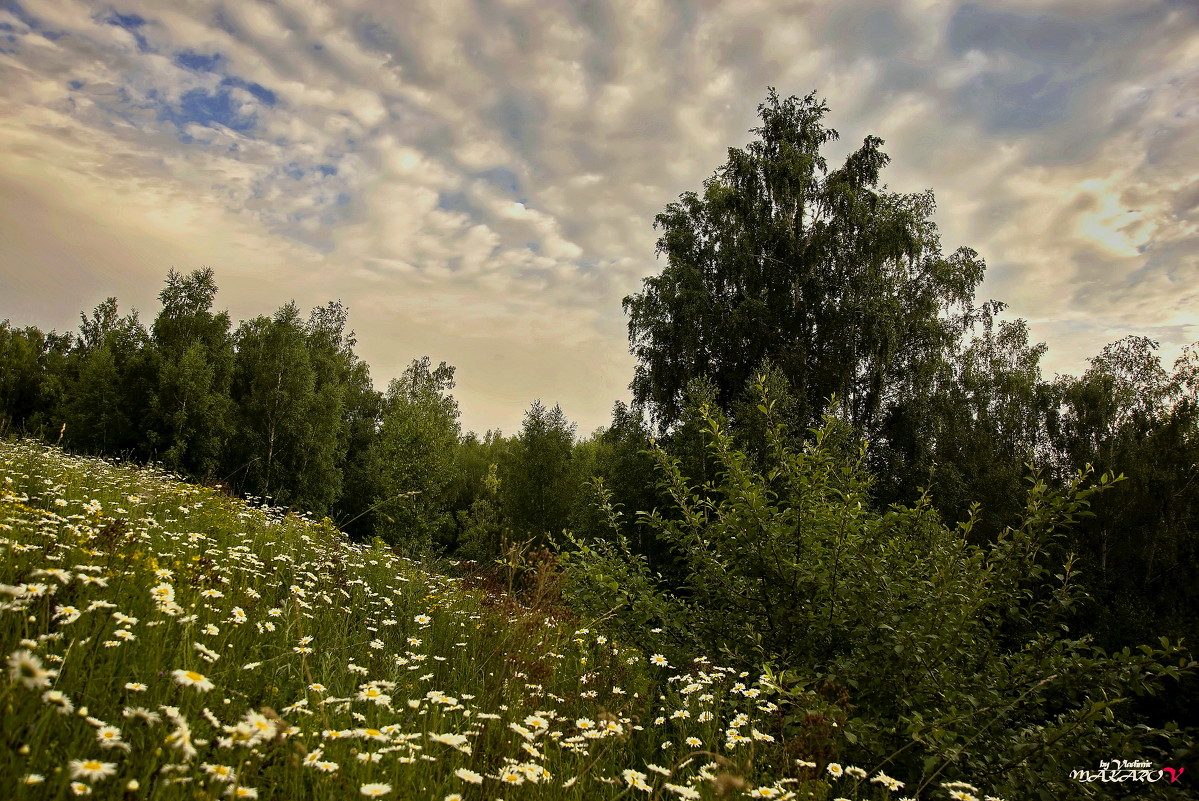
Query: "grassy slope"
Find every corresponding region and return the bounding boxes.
[1,440,861,800]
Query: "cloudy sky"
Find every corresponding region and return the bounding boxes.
[1,0,1196,436]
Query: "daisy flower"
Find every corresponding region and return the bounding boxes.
[8,649,52,690]
[360,783,392,796]
[454,768,483,784]
[69,759,117,782]
[871,771,904,791]
[202,763,236,783]
[96,725,127,749]
[172,669,215,692]
[43,689,75,714]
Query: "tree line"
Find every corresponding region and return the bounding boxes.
[2,87,1196,738]
[0,268,593,557]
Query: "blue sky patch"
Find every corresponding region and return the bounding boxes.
[175,50,223,72]
[103,10,150,52]
[2,0,65,39]
[166,86,257,133]
[221,75,277,107]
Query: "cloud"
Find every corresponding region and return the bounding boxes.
[0,0,1196,434]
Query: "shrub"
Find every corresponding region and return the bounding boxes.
[563,375,1197,798]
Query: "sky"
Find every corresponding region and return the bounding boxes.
[1,0,1196,437]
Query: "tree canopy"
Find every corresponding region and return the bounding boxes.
[624,88,985,439]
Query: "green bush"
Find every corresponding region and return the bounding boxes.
[563,375,1197,799]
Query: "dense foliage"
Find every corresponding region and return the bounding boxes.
[563,379,1195,799]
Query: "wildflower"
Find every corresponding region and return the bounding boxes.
[71,782,92,795]
[664,784,701,799]
[124,682,147,692]
[150,583,175,603]
[360,783,392,796]
[237,711,277,744]
[308,683,326,693]
[96,725,127,750]
[871,771,904,791]
[227,788,258,798]
[203,763,237,783]
[414,614,432,625]
[357,686,389,705]
[622,769,652,792]
[429,732,471,753]
[845,766,867,779]
[454,768,483,784]
[8,649,52,690]
[43,689,75,714]
[172,669,215,692]
[123,706,160,724]
[827,763,844,778]
[69,759,117,782]
[685,736,702,747]
[164,715,198,759]
[193,642,220,662]
[21,774,45,785]
[54,605,82,624]
[650,654,670,667]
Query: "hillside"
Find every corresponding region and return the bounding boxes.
[0,440,864,800]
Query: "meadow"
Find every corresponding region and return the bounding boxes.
[0,439,1003,800]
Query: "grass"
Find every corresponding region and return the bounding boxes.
[0,439,992,800]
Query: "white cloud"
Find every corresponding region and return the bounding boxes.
[0,0,1196,433]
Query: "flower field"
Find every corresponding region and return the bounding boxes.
[1,440,997,800]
